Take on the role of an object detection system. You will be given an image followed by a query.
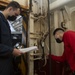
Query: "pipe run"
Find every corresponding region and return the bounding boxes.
[48,0,51,75]
[50,0,73,11]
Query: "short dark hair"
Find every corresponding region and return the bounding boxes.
[6,1,21,10]
[53,28,64,35]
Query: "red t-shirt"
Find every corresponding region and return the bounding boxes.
[51,31,75,71]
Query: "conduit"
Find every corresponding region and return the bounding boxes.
[48,0,51,75]
[50,0,73,10]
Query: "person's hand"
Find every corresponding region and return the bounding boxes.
[12,48,23,56]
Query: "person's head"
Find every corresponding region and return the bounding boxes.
[6,1,21,16]
[53,28,65,43]
[3,1,21,21]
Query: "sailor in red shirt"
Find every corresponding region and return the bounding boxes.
[52,28,75,75]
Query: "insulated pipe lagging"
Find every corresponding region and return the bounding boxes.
[50,0,72,10]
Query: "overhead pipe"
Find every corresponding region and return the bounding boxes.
[50,0,73,11]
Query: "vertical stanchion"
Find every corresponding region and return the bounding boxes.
[22,18,27,47]
[47,0,51,75]
[22,14,29,75]
[29,0,32,12]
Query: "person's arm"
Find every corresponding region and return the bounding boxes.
[51,52,65,62]
[0,17,22,57]
[0,44,13,57]
[67,31,75,53]
[0,17,14,57]
[0,44,23,57]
